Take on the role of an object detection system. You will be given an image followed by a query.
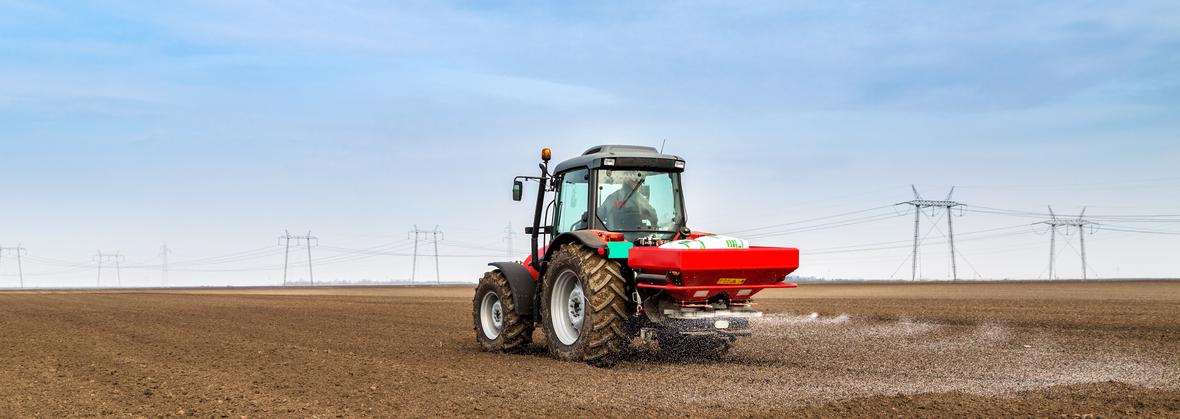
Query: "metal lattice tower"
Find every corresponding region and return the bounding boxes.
[432,226,443,283]
[94,252,125,288]
[160,243,171,287]
[504,222,514,260]
[408,225,444,284]
[1036,206,1095,280]
[278,230,318,286]
[897,185,966,281]
[0,245,28,288]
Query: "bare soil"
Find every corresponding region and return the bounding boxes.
[1,280,1178,417]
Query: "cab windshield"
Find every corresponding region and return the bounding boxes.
[595,169,683,238]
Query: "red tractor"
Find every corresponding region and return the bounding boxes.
[473,145,799,366]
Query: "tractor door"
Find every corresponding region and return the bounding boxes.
[553,168,591,234]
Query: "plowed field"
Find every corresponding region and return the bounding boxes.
[1,281,1178,417]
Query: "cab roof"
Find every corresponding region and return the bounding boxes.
[552,144,685,174]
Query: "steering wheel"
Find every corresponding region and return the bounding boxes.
[568,211,588,231]
[639,213,656,229]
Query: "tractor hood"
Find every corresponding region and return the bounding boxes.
[553,144,685,174]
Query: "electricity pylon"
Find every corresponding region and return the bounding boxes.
[408,225,444,284]
[0,245,27,288]
[504,222,514,260]
[278,230,318,286]
[94,252,125,288]
[1037,206,1095,280]
[897,186,965,281]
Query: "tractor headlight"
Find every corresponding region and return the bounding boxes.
[674,161,685,169]
[603,158,615,166]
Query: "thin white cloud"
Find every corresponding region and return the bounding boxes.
[0,70,175,116]
[425,70,620,107]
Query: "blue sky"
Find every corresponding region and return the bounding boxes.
[1,1,1178,286]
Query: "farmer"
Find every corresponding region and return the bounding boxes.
[597,170,659,230]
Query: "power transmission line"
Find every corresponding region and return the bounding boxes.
[897,185,965,281]
[740,213,901,240]
[804,224,1030,254]
[0,245,28,288]
[966,205,1180,222]
[309,240,417,266]
[316,245,499,258]
[723,205,896,236]
[169,246,284,267]
[1098,225,1180,235]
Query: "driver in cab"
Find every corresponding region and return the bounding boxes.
[597,171,658,230]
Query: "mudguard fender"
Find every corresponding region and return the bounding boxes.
[488,262,537,316]
[543,231,608,261]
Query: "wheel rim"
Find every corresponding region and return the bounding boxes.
[551,270,585,345]
[480,291,503,340]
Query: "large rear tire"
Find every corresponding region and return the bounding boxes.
[541,243,630,367]
[473,270,533,353]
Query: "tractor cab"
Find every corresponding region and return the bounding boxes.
[548,145,687,242]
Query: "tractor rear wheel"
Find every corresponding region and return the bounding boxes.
[473,270,533,353]
[541,243,630,367]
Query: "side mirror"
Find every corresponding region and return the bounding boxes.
[512,180,524,201]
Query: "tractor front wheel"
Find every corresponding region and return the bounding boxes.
[473,270,533,353]
[541,243,630,367]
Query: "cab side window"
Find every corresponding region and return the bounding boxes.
[554,169,590,234]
